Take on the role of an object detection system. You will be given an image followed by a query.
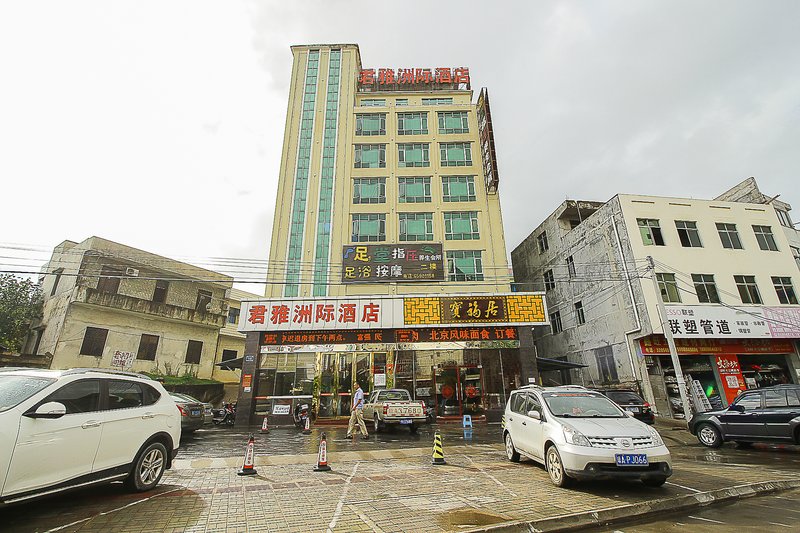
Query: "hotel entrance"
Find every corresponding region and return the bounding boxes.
[433,365,485,419]
[317,352,386,419]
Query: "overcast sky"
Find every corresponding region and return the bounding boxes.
[1,1,798,293]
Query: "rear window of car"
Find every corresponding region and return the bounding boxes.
[0,375,56,412]
[377,390,410,401]
[604,391,644,405]
[107,380,145,410]
[765,389,789,408]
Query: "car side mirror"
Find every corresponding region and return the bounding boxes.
[527,410,541,421]
[729,403,745,412]
[25,401,67,419]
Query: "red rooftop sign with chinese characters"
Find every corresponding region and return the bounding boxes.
[358,67,470,90]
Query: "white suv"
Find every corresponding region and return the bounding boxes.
[503,386,672,487]
[0,368,181,505]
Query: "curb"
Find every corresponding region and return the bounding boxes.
[465,479,800,532]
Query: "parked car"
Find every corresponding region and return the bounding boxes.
[503,385,672,487]
[362,388,426,433]
[0,367,180,505]
[689,385,800,448]
[594,389,655,424]
[170,393,213,425]
[169,393,205,433]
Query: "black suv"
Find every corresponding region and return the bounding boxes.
[594,389,655,424]
[688,385,800,448]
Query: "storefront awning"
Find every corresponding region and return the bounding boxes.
[536,357,587,371]
[216,358,243,371]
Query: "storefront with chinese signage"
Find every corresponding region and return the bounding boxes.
[236,293,546,424]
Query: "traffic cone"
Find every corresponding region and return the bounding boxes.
[431,430,446,465]
[302,416,311,435]
[313,432,332,472]
[260,415,270,433]
[237,433,258,476]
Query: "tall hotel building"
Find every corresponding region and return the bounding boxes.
[235,44,546,425]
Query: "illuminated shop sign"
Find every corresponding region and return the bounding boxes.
[342,244,444,283]
[261,326,518,346]
[358,67,470,89]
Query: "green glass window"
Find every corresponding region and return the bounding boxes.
[397,112,428,135]
[356,114,386,136]
[447,251,483,281]
[438,111,469,134]
[398,143,430,167]
[444,211,479,240]
[399,213,433,241]
[422,97,453,105]
[360,99,386,107]
[352,214,386,242]
[442,176,476,202]
[440,142,472,167]
[353,178,386,204]
[396,98,409,106]
[354,144,386,168]
[398,177,431,203]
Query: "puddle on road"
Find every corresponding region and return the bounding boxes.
[438,508,508,530]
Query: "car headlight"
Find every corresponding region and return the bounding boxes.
[648,426,664,447]
[563,425,591,447]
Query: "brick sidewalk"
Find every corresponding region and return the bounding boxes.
[6,441,800,533]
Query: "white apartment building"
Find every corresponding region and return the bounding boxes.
[512,179,800,418]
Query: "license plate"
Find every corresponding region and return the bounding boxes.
[191,410,201,416]
[625,407,640,413]
[615,454,648,466]
[399,419,412,424]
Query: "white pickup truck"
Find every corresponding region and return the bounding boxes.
[363,389,426,433]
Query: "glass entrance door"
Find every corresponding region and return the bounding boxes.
[434,366,485,417]
[318,352,373,419]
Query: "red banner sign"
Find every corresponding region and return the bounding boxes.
[639,335,794,355]
[715,354,746,405]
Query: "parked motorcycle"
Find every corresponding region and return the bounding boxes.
[212,402,236,426]
[293,402,310,429]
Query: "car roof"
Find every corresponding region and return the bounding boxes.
[0,367,155,381]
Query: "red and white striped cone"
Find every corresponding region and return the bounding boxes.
[313,432,331,472]
[260,415,270,433]
[237,433,258,476]
[302,416,311,435]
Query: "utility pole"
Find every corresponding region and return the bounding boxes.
[647,256,693,422]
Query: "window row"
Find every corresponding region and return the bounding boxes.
[359,97,454,107]
[656,273,798,305]
[353,176,477,204]
[356,112,470,136]
[94,267,216,312]
[354,143,472,168]
[352,211,480,242]
[79,327,207,364]
[637,219,781,252]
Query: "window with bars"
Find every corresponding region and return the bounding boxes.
[656,273,681,303]
[395,98,409,106]
[79,327,108,357]
[438,111,469,134]
[398,177,431,203]
[440,142,472,166]
[137,334,159,361]
[595,346,618,382]
[637,219,665,246]
[354,144,386,168]
[716,222,743,249]
[692,274,721,303]
[442,176,476,202]
[772,276,798,304]
[574,301,585,325]
[397,112,427,135]
[444,211,479,240]
[537,232,549,254]
[397,143,430,167]
[399,212,433,241]
[543,269,555,291]
[185,340,203,365]
[753,225,779,251]
[353,178,386,204]
[734,275,762,304]
[566,256,576,277]
[355,113,386,136]
[446,251,483,281]
[352,214,386,242]
[550,311,563,334]
[675,220,702,247]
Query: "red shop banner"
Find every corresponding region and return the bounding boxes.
[715,354,746,405]
[639,336,794,355]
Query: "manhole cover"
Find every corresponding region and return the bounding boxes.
[439,508,508,530]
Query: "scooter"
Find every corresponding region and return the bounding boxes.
[212,402,236,426]
[293,402,310,429]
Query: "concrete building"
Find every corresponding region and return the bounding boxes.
[236,44,546,425]
[512,181,800,419]
[212,287,261,401]
[36,237,233,379]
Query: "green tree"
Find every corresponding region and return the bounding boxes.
[0,274,43,352]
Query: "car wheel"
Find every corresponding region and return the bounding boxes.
[696,423,723,448]
[124,442,167,492]
[504,433,520,463]
[642,477,667,487]
[546,445,572,487]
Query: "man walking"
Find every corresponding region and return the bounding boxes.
[346,381,369,440]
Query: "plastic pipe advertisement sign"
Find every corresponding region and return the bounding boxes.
[664,305,800,339]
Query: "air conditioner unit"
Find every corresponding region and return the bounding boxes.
[125,267,140,277]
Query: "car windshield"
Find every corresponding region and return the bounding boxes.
[604,391,644,405]
[543,392,625,418]
[0,375,56,412]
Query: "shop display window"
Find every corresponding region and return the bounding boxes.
[739,355,792,389]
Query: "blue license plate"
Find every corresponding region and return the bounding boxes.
[191,410,201,416]
[615,454,648,466]
[399,419,412,424]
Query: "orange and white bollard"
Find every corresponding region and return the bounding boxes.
[302,416,311,435]
[313,432,331,472]
[237,433,258,476]
[260,415,270,433]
